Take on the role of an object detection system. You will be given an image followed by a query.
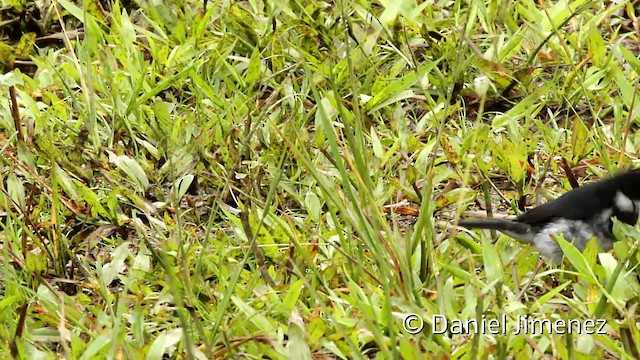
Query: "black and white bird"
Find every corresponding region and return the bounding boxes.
[459,170,640,263]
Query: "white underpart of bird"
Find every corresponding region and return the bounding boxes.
[458,171,640,264]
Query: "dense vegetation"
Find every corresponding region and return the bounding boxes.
[1,0,640,358]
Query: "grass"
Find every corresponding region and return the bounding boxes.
[1,0,640,358]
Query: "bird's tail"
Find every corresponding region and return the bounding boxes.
[458,218,533,244]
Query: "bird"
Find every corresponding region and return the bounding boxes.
[458,170,640,263]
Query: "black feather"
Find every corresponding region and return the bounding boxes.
[458,218,530,234]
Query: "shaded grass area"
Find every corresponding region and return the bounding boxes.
[1,0,640,358]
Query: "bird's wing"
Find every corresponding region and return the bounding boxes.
[517,181,614,224]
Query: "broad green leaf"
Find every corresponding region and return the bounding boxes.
[287,311,312,360]
[6,172,25,210]
[76,184,111,219]
[190,71,224,107]
[370,127,384,159]
[174,174,194,200]
[57,0,85,22]
[482,238,503,284]
[571,117,593,163]
[613,68,636,109]
[304,189,322,221]
[492,82,552,128]
[147,328,183,360]
[109,152,150,191]
[556,236,597,283]
[245,47,262,85]
[582,236,599,269]
[232,296,276,333]
[440,262,474,283]
[16,33,36,57]
[619,46,640,75]
[598,253,628,300]
[80,335,111,360]
[282,279,304,312]
[54,163,79,200]
[530,281,571,312]
[587,25,605,64]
